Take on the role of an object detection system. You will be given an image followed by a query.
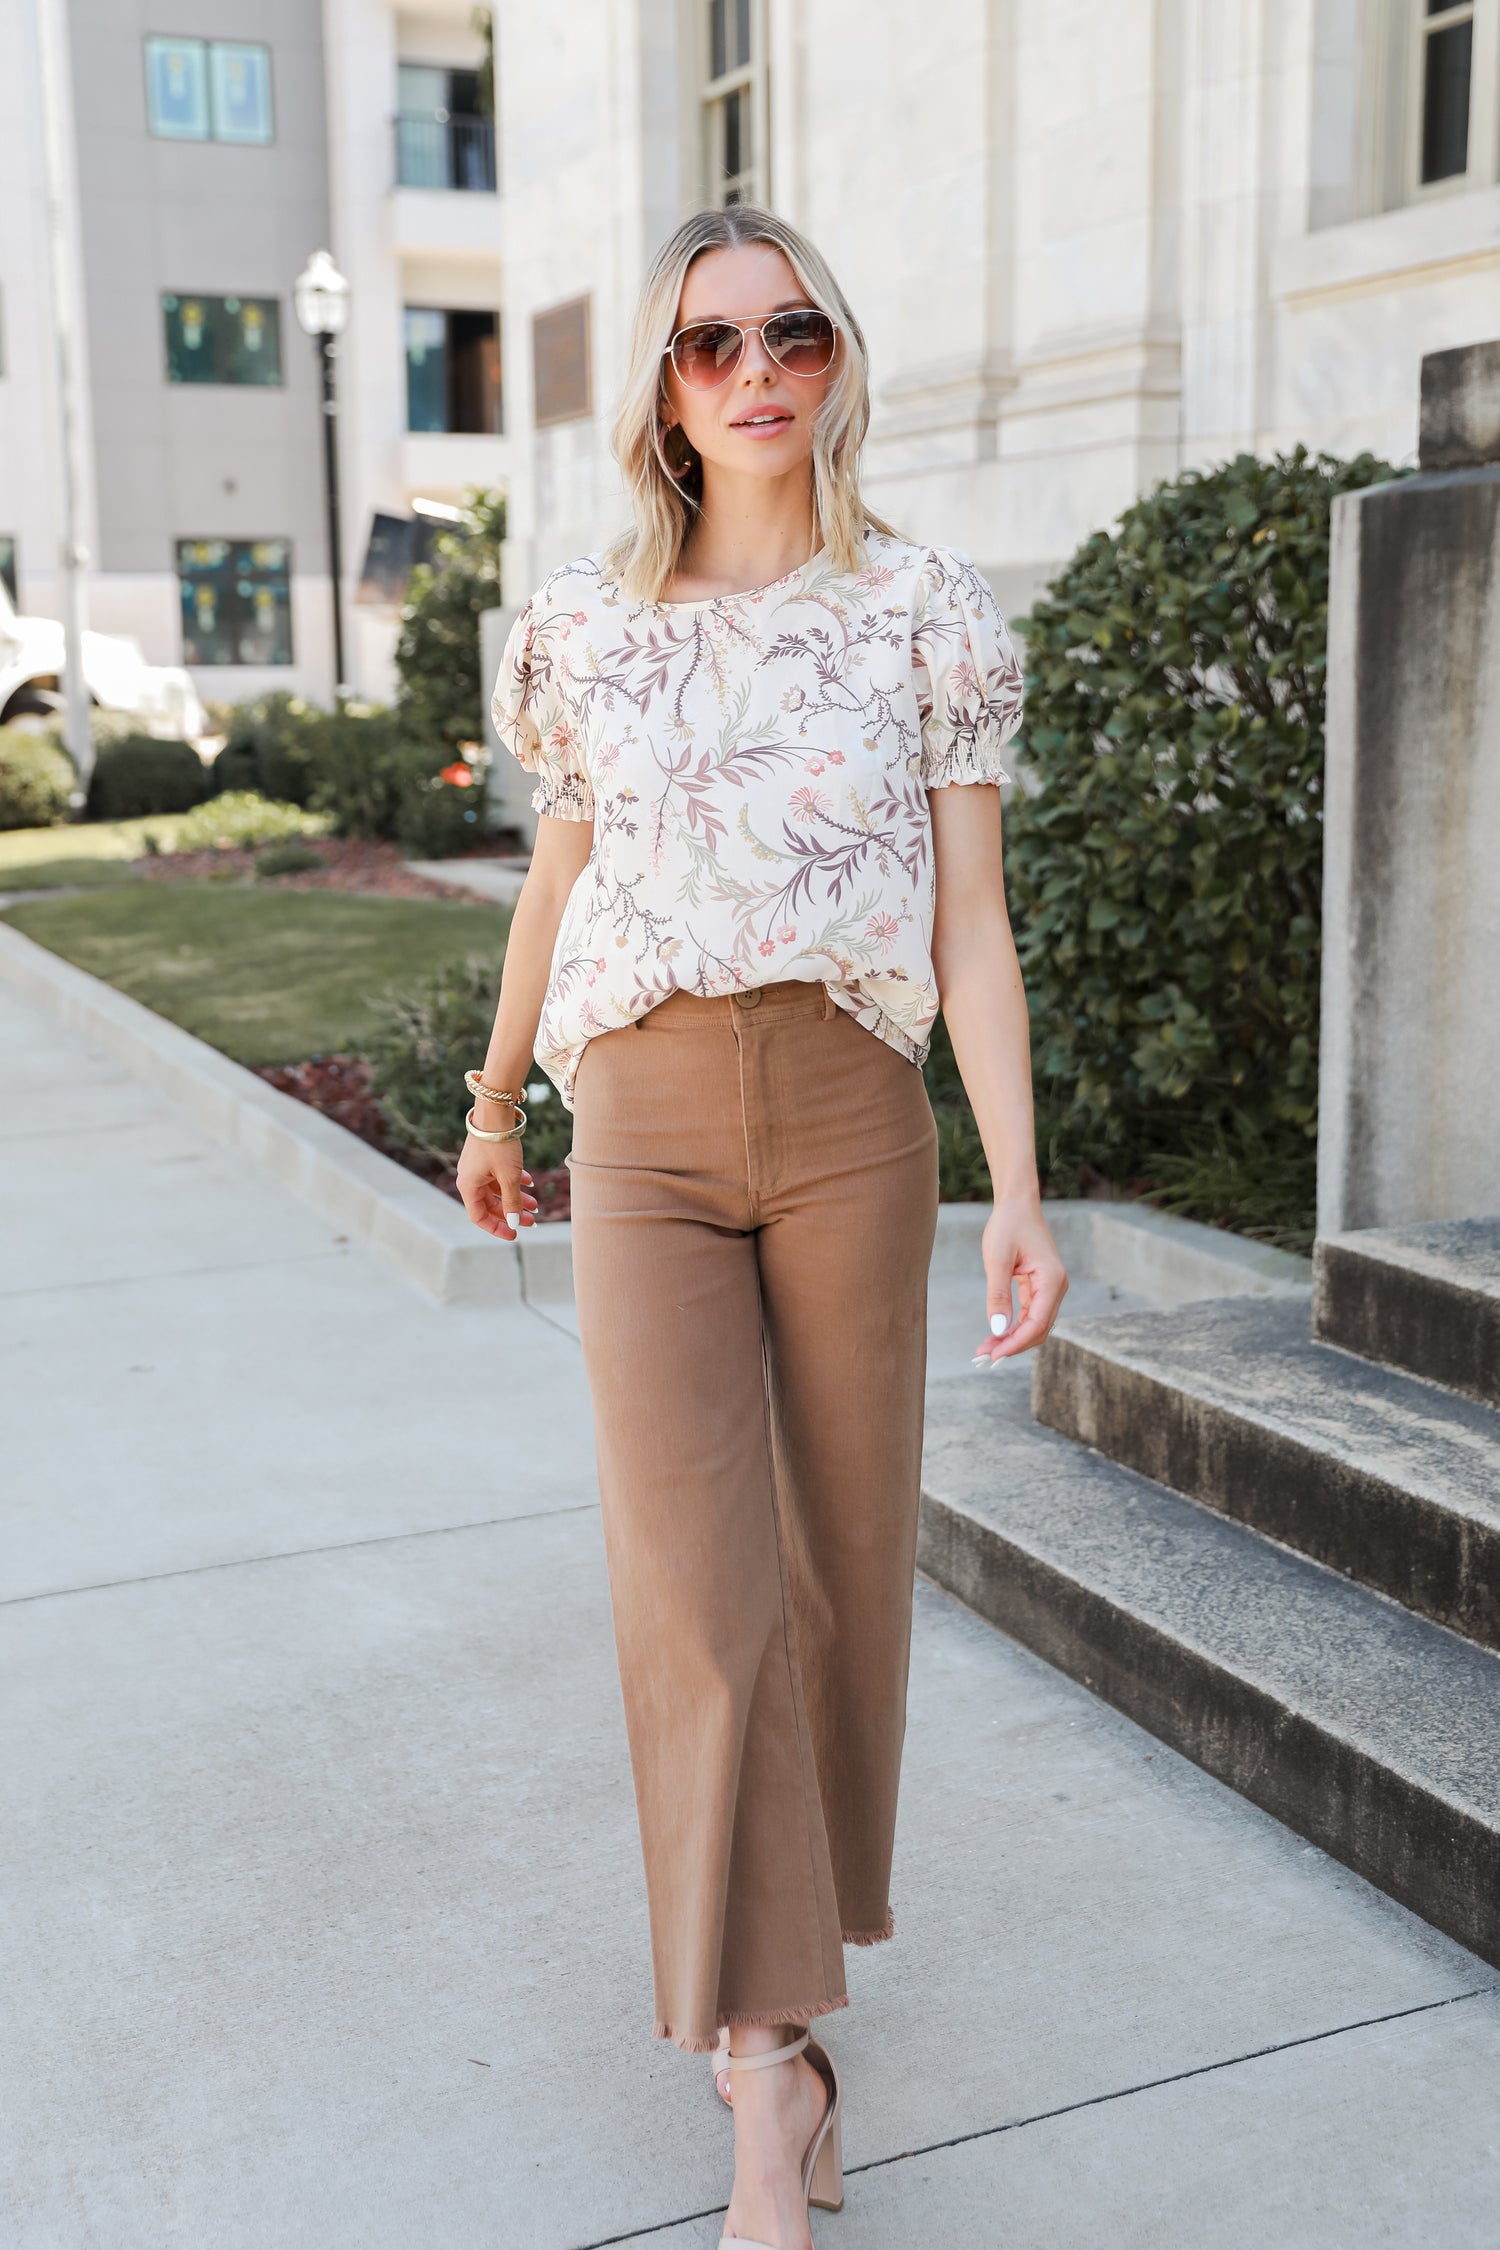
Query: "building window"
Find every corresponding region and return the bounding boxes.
[703,0,766,205]
[145,37,273,145]
[1419,2,1475,181]
[177,539,293,666]
[163,295,282,386]
[395,62,496,190]
[209,43,275,145]
[404,309,501,433]
[532,297,592,428]
[0,537,17,606]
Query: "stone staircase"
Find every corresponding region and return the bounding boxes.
[917,1218,1500,1968]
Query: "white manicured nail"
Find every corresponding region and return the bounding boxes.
[989,1353,1006,1370]
[990,1313,1009,1336]
[505,1212,520,1232]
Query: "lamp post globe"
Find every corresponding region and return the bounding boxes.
[294,248,350,340]
[294,250,351,696]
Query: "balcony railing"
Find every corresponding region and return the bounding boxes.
[394,112,496,193]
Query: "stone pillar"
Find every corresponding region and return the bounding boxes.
[1318,342,1500,1235]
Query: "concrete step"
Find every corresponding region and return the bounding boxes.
[1314,1218,1500,1410]
[918,1389,1500,1969]
[1031,1294,1500,1652]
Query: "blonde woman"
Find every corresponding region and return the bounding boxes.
[461,206,1067,2250]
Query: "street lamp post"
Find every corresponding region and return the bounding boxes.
[293,250,351,699]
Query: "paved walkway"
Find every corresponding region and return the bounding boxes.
[3,983,1498,2248]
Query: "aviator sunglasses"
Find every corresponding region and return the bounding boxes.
[664,308,840,389]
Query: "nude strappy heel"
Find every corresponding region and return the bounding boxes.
[717,2028,844,2248]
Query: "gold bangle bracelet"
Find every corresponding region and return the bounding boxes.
[465,1105,526,1144]
[465,1069,523,1107]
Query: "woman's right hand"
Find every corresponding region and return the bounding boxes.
[455,1136,538,1241]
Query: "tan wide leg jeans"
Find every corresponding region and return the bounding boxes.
[568,979,940,2050]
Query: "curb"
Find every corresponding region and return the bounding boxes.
[1,921,1311,1312]
[0,923,532,1307]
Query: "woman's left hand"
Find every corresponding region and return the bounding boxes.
[973,1195,1069,1365]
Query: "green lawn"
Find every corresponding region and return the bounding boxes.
[3,886,507,1065]
[0,813,202,885]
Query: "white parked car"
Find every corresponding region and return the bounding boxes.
[0,582,204,741]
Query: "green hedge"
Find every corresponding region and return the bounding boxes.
[0,730,75,830]
[363,950,572,1171]
[213,696,491,855]
[87,736,208,821]
[1003,446,1401,1239]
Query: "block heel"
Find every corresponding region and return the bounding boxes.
[717,2028,844,2247]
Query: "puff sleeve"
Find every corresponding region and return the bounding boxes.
[911,548,1024,789]
[490,598,595,821]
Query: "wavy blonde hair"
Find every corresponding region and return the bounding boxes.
[603,205,896,603]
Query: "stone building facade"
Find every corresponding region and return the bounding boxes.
[2,1,1496,706]
[497,0,1500,625]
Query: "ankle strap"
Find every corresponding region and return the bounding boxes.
[724,2031,808,2073]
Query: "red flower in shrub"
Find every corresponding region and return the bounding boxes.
[439,761,474,787]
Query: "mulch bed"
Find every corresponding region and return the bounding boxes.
[255,1052,571,1222]
[140,838,468,899]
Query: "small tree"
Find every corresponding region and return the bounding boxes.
[394,488,505,753]
[1005,447,1402,1234]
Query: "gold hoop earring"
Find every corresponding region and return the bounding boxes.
[658,420,697,481]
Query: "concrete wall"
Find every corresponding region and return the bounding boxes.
[1320,353,1500,1233]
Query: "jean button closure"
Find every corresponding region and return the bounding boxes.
[733,988,761,1009]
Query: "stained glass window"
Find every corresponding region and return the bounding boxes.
[210,43,274,145]
[145,38,273,145]
[177,540,293,667]
[163,295,282,386]
[145,37,210,140]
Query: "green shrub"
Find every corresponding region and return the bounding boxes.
[213,692,317,803]
[363,949,572,1172]
[296,705,430,840]
[394,488,504,753]
[922,1013,992,1202]
[87,735,208,821]
[1005,446,1402,1217]
[0,729,75,830]
[173,791,330,852]
[394,763,492,857]
[255,839,328,878]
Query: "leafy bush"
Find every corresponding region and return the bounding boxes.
[295,706,432,840]
[213,692,317,803]
[922,1013,992,1202]
[255,839,328,878]
[173,791,330,852]
[363,949,572,1172]
[394,761,492,857]
[394,488,505,753]
[87,736,208,821]
[1005,447,1401,1216]
[0,729,75,830]
[215,696,488,849]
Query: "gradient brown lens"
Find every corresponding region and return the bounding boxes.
[671,322,746,388]
[763,310,836,375]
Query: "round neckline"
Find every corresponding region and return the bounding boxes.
[645,545,828,612]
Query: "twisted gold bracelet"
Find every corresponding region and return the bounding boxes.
[465,1105,526,1144]
[465,1069,523,1106]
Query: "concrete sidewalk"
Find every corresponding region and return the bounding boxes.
[3,982,1498,2249]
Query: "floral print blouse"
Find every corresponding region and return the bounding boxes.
[490,531,1024,1108]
